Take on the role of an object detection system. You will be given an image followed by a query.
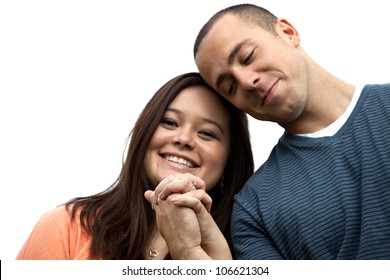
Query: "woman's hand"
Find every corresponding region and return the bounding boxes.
[153,173,210,209]
[145,189,206,259]
[144,174,232,259]
[167,191,232,260]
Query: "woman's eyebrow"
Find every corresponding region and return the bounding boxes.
[166,107,225,134]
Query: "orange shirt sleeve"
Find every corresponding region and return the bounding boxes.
[16,205,93,260]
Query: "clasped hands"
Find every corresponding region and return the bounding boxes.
[144,173,232,260]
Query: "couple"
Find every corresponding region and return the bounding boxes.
[17,4,390,260]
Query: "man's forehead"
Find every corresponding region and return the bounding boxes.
[196,17,237,62]
[195,15,250,88]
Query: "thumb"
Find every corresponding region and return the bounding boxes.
[144,190,154,204]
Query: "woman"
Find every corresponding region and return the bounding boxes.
[16,72,254,259]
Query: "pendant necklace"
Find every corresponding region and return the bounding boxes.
[149,249,158,258]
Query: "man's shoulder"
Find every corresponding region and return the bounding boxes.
[364,83,390,94]
[235,163,276,198]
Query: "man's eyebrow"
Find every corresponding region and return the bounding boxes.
[227,39,251,65]
[215,39,251,90]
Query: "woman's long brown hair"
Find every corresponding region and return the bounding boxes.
[66,72,254,259]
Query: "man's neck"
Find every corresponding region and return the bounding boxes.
[282,74,355,134]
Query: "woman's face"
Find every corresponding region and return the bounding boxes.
[144,85,230,191]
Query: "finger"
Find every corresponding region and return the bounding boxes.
[182,173,206,191]
[153,175,176,197]
[158,179,195,199]
[159,175,206,200]
[170,196,206,213]
[171,190,212,213]
[144,190,154,203]
[144,190,159,209]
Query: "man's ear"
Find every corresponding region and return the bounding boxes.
[275,18,300,47]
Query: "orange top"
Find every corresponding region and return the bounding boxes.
[16,205,94,260]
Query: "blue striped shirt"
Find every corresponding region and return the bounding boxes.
[232,84,390,259]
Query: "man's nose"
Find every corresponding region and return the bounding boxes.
[235,69,260,92]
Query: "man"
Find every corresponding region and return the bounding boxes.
[194,3,390,259]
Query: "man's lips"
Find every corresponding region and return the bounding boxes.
[262,80,279,106]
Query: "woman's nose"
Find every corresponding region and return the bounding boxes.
[171,129,195,149]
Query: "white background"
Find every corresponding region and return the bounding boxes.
[0,0,389,260]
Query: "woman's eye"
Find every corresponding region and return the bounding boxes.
[161,118,177,127]
[199,130,217,139]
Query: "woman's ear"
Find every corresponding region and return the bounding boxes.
[275,18,300,47]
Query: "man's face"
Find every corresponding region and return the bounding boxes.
[195,14,309,125]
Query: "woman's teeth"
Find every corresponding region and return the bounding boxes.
[164,155,194,168]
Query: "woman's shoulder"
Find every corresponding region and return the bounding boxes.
[40,203,79,226]
[16,203,92,259]
[22,203,84,244]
